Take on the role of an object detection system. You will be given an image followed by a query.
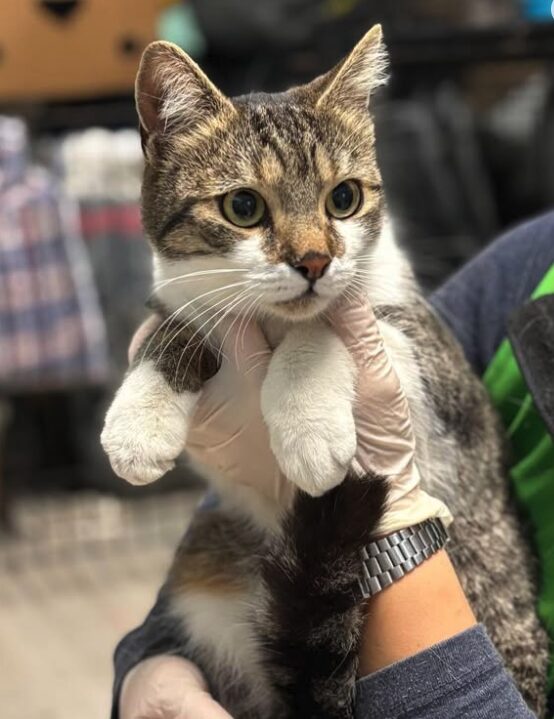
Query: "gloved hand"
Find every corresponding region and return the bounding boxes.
[120,655,231,719]
[129,314,290,505]
[330,295,452,535]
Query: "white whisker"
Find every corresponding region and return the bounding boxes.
[140,281,251,367]
[152,268,247,291]
[154,285,253,369]
[176,287,255,383]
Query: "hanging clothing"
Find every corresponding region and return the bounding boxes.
[0,116,108,390]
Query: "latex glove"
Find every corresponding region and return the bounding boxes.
[129,314,291,506]
[329,295,453,535]
[120,655,231,719]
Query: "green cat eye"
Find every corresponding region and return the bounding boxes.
[325,180,362,219]
[222,189,266,228]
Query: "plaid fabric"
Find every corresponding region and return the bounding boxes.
[80,202,142,239]
[0,117,108,390]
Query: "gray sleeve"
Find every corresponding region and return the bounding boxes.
[354,625,536,719]
[430,212,554,375]
[110,588,189,719]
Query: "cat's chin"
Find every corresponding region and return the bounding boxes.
[265,293,333,322]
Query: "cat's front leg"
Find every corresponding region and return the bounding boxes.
[261,324,357,497]
[101,317,218,485]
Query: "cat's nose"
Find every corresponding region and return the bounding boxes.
[291,252,331,281]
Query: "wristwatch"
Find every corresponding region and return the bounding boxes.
[356,518,449,600]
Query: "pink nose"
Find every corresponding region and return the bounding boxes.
[291,252,331,281]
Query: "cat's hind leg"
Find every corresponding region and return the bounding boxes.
[166,508,287,719]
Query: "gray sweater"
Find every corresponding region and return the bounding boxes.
[355,626,535,718]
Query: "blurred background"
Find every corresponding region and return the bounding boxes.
[1,1,554,717]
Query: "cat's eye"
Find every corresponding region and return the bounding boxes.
[222,189,266,228]
[325,180,361,219]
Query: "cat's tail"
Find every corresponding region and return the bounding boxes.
[261,472,388,719]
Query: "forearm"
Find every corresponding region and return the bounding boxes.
[355,550,536,719]
[358,550,475,675]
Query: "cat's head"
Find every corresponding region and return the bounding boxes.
[137,26,388,322]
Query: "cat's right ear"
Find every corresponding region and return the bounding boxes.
[135,41,234,153]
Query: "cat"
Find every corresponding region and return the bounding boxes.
[101,26,548,718]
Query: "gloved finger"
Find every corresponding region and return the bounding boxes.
[120,656,233,719]
[176,690,235,719]
[328,294,387,369]
[329,294,404,402]
[128,313,163,364]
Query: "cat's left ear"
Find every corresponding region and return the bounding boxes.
[135,41,234,151]
[312,25,388,113]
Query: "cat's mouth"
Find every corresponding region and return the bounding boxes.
[270,288,330,320]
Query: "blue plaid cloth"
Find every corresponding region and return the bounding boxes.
[0,117,108,390]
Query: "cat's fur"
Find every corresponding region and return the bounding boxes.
[102,27,548,717]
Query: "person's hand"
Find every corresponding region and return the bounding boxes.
[129,313,292,505]
[120,655,232,719]
[184,319,297,506]
[329,294,452,535]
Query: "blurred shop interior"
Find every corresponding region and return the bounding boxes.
[1,2,554,716]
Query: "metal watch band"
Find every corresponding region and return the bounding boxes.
[356,518,449,600]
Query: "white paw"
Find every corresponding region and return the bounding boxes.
[101,363,199,485]
[267,407,357,496]
[260,323,357,497]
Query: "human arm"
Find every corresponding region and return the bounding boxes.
[333,296,537,718]
[354,551,536,718]
[355,621,536,718]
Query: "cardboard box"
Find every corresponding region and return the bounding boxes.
[0,1,160,101]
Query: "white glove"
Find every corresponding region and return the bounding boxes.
[120,655,232,719]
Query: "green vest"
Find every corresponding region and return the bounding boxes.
[483,264,554,693]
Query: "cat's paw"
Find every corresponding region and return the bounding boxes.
[261,324,357,497]
[101,363,198,485]
[263,395,357,497]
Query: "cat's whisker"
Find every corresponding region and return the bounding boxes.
[217,292,259,365]
[243,359,269,378]
[170,298,243,387]
[152,281,253,361]
[154,290,243,370]
[208,289,258,362]
[234,294,261,363]
[156,290,251,375]
[152,268,248,291]
[143,281,252,368]
[246,349,272,360]
[177,287,255,382]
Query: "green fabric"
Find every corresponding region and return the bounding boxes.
[483,263,554,691]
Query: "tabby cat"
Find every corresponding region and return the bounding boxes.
[101,26,548,718]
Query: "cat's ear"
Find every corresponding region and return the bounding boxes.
[313,25,387,113]
[135,41,233,149]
